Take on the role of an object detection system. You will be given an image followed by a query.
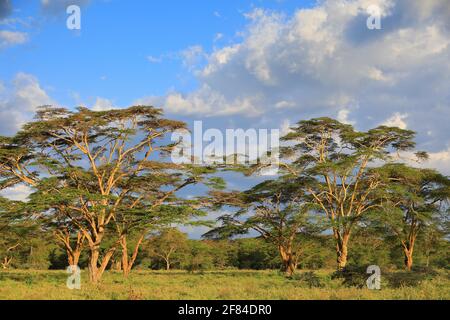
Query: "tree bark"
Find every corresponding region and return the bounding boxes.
[86,231,115,284]
[56,230,85,267]
[404,250,413,271]
[402,238,415,271]
[336,230,350,271]
[1,243,20,270]
[112,258,122,271]
[120,234,144,277]
[165,259,171,271]
[67,249,81,267]
[279,245,297,277]
[1,256,12,269]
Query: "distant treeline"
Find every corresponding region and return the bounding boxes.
[5,229,449,272]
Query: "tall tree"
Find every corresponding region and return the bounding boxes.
[0,106,218,282]
[272,118,419,270]
[374,164,450,270]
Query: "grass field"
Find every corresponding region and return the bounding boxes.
[0,269,448,300]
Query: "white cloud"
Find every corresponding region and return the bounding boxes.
[181,45,206,70]
[147,55,162,63]
[0,73,54,135]
[91,97,115,111]
[0,30,28,48]
[337,108,356,126]
[382,112,408,129]
[425,147,450,174]
[275,100,296,109]
[143,0,449,157]
[214,33,223,42]
[398,146,450,175]
[280,118,292,136]
[0,184,32,202]
[163,85,262,117]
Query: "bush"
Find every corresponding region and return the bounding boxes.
[385,269,438,288]
[295,271,324,288]
[331,266,369,288]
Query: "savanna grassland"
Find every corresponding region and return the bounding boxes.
[1,269,449,300]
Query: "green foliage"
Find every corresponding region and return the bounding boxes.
[331,266,369,288]
[385,269,438,288]
[294,271,324,288]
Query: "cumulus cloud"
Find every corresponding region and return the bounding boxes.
[337,108,356,126]
[145,0,449,172]
[0,73,53,135]
[398,146,450,175]
[137,84,262,117]
[91,97,115,111]
[425,147,450,175]
[382,112,408,129]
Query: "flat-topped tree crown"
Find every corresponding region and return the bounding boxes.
[373,163,450,270]
[281,118,417,172]
[204,175,321,276]
[276,117,420,270]
[1,105,220,282]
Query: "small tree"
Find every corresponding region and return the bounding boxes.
[0,197,36,269]
[148,228,189,270]
[205,178,320,276]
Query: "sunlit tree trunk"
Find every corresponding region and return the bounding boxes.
[120,235,144,277]
[279,245,297,276]
[86,229,115,284]
[57,231,85,267]
[1,243,20,270]
[335,230,351,271]
[402,240,415,271]
[1,256,13,269]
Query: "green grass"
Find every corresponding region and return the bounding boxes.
[0,269,448,300]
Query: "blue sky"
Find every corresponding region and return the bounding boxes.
[0,0,314,108]
[1,0,450,238]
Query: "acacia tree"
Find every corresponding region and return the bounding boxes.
[273,118,419,270]
[0,105,218,283]
[115,202,208,276]
[205,178,319,276]
[112,163,220,277]
[422,220,447,268]
[375,164,450,270]
[0,197,35,269]
[0,197,19,269]
[148,228,189,270]
[43,207,86,267]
